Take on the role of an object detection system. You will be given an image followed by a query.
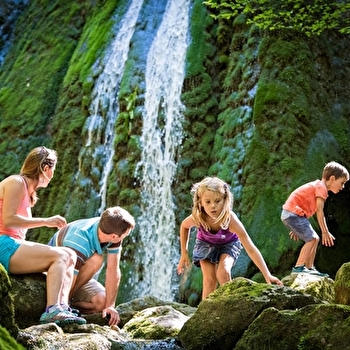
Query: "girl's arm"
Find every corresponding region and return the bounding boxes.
[230,212,282,285]
[177,215,196,274]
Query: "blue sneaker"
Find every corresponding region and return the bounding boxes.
[40,308,86,326]
[306,267,329,278]
[291,265,310,274]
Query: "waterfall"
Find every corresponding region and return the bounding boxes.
[134,0,191,301]
[78,0,143,213]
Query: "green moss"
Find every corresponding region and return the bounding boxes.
[0,326,24,350]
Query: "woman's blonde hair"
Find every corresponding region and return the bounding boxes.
[20,146,57,206]
[191,177,233,230]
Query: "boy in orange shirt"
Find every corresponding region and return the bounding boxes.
[281,161,349,276]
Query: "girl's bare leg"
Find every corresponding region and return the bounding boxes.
[199,259,217,299]
[216,254,234,285]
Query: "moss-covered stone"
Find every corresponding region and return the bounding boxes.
[179,277,322,350]
[0,264,19,338]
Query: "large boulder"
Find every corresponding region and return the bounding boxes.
[235,304,350,350]
[178,277,323,350]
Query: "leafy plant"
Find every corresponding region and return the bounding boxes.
[204,0,350,36]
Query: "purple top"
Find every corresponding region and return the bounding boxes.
[197,225,239,245]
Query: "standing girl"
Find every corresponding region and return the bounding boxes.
[0,146,86,325]
[177,176,282,299]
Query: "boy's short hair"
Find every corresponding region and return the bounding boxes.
[99,206,135,236]
[322,161,349,180]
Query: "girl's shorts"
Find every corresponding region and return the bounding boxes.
[71,278,105,303]
[0,235,22,272]
[281,209,318,242]
[192,238,242,268]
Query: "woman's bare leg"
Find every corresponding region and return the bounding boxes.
[9,241,76,307]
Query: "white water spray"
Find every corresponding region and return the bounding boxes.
[135,0,191,301]
[80,0,143,213]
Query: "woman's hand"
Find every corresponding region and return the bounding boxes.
[46,215,67,228]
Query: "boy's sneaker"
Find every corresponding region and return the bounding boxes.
[291,265,310,274]
[40,308,86,326]
[306,267,329,278]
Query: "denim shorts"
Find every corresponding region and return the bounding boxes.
[192,238,242,268]
[281,209,318,242]
[0,235,22,272]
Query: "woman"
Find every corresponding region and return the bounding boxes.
[0,146,86,325]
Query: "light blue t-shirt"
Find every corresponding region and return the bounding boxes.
[48,217,121,274]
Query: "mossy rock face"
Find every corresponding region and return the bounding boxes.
[334,262,350,305]
[0,265,19,338]
[179,277,322,350]
[235,304,350,350]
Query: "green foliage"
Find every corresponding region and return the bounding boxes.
[204,0,350,36]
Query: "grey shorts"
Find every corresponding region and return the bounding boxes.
[0,235,21,272]
[71,278,105,303]
[192,238,242,268]
[281,209,318,242]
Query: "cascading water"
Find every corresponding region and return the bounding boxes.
[76,0,143,213]
[134,0,191,301]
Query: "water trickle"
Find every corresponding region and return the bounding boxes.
[134,0,191,301]
[77,0,143,213]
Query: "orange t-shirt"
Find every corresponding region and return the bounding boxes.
[0,175,31,240]
[282,179,328,218]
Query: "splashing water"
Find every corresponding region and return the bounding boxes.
[135,0,191,301]
[78,0,143,213]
